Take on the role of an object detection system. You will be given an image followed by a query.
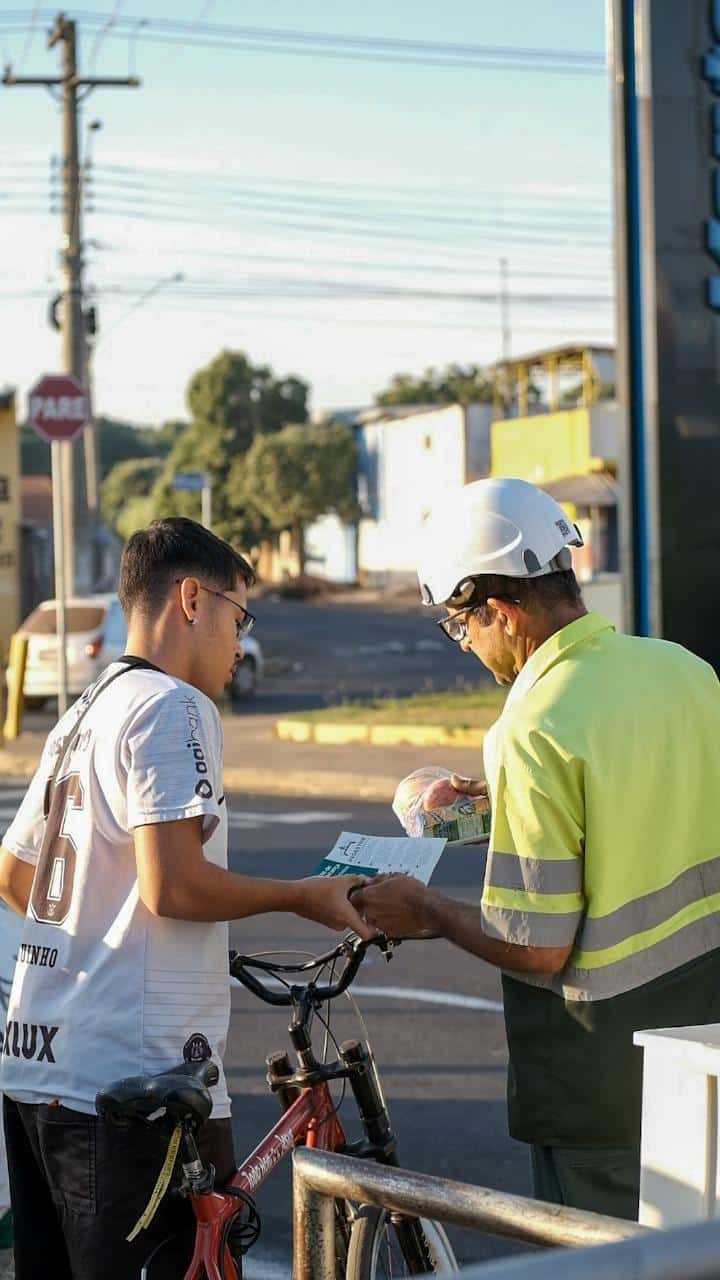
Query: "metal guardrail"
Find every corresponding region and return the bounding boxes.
[291,1148,647,1279]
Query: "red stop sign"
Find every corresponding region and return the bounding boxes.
[27,373,90,444]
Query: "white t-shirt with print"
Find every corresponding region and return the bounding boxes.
[1,662,232,1118]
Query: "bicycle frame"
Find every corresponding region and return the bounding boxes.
[182,1079,346,1280]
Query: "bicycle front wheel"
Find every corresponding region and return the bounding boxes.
[345,1204,459,1278]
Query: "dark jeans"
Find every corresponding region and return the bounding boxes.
[3,1096,236,1280]
[531,1143,639,1221]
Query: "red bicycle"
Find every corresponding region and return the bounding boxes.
[97,934,458,1279]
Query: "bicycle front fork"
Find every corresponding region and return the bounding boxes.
[340,1038,438,1275]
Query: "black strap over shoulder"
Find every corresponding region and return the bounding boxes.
[43,656,164,819]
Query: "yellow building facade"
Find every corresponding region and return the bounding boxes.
[491,406,602,487]
[488,346,623,629]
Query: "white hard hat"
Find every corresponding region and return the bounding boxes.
[417,477,584,607]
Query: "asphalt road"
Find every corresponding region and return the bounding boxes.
[242,593,492,714]
[223,790,534,1274]
[19,595,494,733]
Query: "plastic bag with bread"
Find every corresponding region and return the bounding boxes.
[392,766,491,842]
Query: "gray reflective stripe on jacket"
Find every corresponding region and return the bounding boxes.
[482,903,583,949]
[512,912,720,1002]
[484,849,720,1001]
[485,849,583,895]
[578,857,720,952]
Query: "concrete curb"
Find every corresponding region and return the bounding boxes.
[0,750,398,802]
[223,767,396,801]
[275,719,487,749]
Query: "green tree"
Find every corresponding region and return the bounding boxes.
[150,350,310,547]
[235,423,359,571]
[375,363,493,407]
[100,457,163,537]
[186,349,308,451]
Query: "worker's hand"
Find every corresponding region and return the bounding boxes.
[295,875,378,941]
[352,874,437,938]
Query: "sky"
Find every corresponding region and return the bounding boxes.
[0,1,613,427]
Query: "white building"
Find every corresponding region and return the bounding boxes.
[304,402,494,585]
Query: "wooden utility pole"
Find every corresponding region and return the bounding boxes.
[3,12,139,593]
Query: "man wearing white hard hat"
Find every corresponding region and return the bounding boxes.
[355,476,720,1220]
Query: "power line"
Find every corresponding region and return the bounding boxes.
[90,160,611,207]
[83,176,612,227]
[87,0,127,76]
[82,258,616,285]
[75,188,612,240]
[0,11,606,75]
[3,155,612,216]
[75,202,611,251]
[10,0,40,75]
[83,279,613,306]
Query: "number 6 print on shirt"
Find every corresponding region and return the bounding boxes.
[31,773,84,926]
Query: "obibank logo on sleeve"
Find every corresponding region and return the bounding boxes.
[182,695,213,798]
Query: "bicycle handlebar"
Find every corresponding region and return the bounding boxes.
[229,928,440,1009]
[229,934,378,1007]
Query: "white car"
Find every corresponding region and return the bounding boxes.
[15,594,128,709]
[14,593,263,708]
[230,633,263,700]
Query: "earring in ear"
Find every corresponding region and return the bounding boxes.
[187,617,196,626]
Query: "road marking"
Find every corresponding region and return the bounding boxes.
[242,1251,289,1279]
[228,810,350,829]
[232,976,502,1014]
[351,984,503,1013]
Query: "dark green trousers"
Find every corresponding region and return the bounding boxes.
[530,1144,639,1221]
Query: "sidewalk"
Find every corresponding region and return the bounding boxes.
[0,713,486,801]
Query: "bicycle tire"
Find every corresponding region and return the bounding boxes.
[345,1204,459,1278]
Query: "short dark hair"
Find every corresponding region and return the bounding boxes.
[460,570,581,625]
[118,517,255,618]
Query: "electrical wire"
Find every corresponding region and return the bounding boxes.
[78,201,611,251]
[78,183,612,237]
[87,163,611,209]
[86,0,127,76]
[9,0,40,76]
[89,160,610,208]
[0,11,606,76]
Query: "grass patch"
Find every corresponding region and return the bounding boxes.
[291,685,507,728]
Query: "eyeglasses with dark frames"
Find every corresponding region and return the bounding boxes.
[437,595,521,645]
[436,605,478,644]
[175,580,256,639]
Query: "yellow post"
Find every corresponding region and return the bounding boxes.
[581,349,598,407]
[3,633,28,741]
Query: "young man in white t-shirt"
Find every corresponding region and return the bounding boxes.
[0,517,372,1280]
